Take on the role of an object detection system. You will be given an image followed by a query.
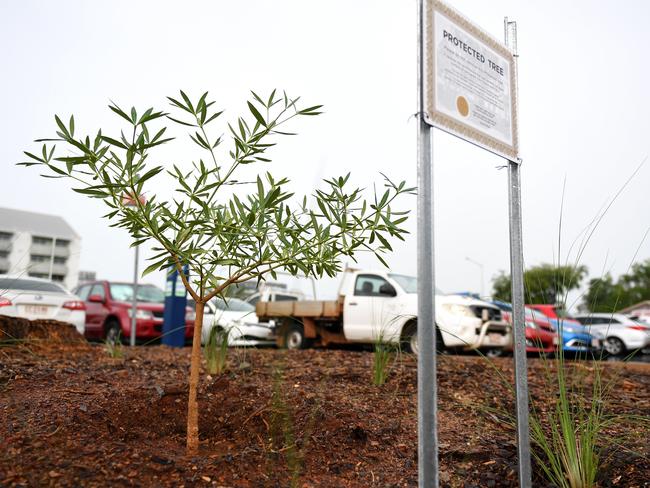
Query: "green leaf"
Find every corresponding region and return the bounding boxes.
[298,105,324,115]
[167,116,196,127]
[167,96,193,113]
[180,90,194,113]
[205,110,224,125]
[247,101,266,127]
[99,135,128,150]
[109,103,133,124]
[54,115,69,138]
[142,259,166,277]
[72,187,108,197]
[23,151,44,163]
[376,232,392,251]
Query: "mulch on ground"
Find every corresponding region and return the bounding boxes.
[0,320,648,487]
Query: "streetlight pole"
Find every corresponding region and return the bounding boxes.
[122,192,144,348]
[465,256,485,298]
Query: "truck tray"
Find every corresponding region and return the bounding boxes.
[256,299,341,319]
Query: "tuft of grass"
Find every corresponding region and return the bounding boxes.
[372,330,399,386]
[204,326,229,375]
[268,364,321,487]
[529,352,602,488]
[104,333,123,359]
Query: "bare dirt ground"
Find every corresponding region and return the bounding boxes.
[0,318,648,487]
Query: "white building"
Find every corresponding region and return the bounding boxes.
[0,207,81,290]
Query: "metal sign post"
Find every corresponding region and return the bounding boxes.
[417,2,531,487]
[130,245,139,347]
[416,2,439,487]
[504,17,532,487]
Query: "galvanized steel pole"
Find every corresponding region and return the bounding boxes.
[417,0,439,486]
[130,245,139,347]
[504,17,533,488]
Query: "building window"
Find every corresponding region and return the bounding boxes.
[32,236,53,246]
[0,232,13,241]
[30,254,50,263]
[55,239,70,248]
[28,272,49,279]
[51,275,65,282]
[53,256,67,265]
[0,250,8,259]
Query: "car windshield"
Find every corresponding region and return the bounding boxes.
[110,284,165,303]
[213,297,255,312]
[388,274,443,295]
[0,277,65,294]
[389,274,417,293]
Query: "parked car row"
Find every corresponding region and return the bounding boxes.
[489,301,650,357]
[2,272,650,358]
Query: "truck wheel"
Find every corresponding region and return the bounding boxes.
[402,322,445,355]
[283,323,307,350]
[105,319,122,346]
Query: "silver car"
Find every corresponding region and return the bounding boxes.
[573,313,650,356]
[0,275,86,334]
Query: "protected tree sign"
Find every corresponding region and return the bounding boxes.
[424,0,519,161]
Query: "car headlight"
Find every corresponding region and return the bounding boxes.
[127,308,154,320]
[443,304,476,318]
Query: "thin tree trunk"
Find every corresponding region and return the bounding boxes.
[186,300,204,454]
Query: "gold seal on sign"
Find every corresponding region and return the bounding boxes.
[456,96,469,117]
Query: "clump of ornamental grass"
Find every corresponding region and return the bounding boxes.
[372,330,400,386]
[485,167,649,487]
[204,326,229,375]
[104,332,124,359]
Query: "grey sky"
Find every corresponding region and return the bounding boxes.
[2,0,649,308]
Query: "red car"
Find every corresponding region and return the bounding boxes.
[528,304,562,319]
[73,281,194,343]
[497,305,558,354]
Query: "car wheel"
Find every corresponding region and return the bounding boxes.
[402,322,445,355]
[604,337,625,356]
[105,320,122,346]
[283,323,306,350]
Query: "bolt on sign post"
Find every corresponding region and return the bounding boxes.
[122,193,146,347]
[417,1,531,487]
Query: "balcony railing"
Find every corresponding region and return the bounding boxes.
[27,261,68,276]
[30,243,70,258]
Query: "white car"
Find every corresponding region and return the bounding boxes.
[0,275,86,334]
[573,313,650,356]
[201,296,274,347]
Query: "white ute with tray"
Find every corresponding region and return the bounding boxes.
[255,268,511,353]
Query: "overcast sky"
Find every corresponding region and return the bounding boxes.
[2,0,649,308]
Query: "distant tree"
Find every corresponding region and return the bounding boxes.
[492,264,588,305]
[19,89,414,454]
[583,259,650,312]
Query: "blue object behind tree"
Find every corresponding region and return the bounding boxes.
[162,266,188,347]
